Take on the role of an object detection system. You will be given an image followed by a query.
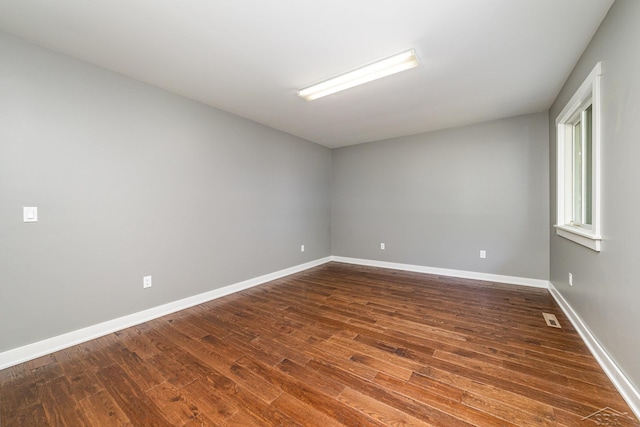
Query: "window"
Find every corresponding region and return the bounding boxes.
[555,62,602,251]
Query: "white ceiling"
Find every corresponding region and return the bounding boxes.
[0,0,614,148]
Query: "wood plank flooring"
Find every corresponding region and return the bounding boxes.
[1,262,638,426]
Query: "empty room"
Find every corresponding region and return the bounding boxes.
[1,1,639,425]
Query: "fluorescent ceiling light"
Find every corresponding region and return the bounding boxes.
[298,49,419,101]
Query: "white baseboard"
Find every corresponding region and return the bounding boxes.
[548,282,640,421]
[330,256,550,289]
[5,255,637,422]
[0,257,332,370]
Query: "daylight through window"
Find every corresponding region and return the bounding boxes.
[555,62,602,251]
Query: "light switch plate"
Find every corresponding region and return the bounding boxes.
[23,207,38,222]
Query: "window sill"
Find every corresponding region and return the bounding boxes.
[555,225,601,251]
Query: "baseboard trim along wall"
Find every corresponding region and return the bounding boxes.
[548,283,640,420]
[0,257,332,370]
[330,256,551,289]
[3,254,638,421]
[0,256,545,370]
[0,256,546,370]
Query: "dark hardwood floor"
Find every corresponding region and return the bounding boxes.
[1,262,638,426]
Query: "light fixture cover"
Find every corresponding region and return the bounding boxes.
[298,49,419,101]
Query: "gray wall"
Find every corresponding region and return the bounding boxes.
[549,0,640,390]
[332,113,549,280]
[0,33,332,353]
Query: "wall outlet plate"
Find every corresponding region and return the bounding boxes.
[23,207,38,222]
[143,276,152,288]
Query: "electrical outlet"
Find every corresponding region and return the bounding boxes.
[301,244,305,252]
[23,207,38,222]
[143,276,152,289]
[569,273,573,286]
[480,250,486,259]
[380,243,385,250]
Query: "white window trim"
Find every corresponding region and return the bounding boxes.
[555,62,602,252]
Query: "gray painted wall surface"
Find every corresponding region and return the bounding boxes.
[549,0,640,390]
[332,113,549,280]
[0,33,331,352]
